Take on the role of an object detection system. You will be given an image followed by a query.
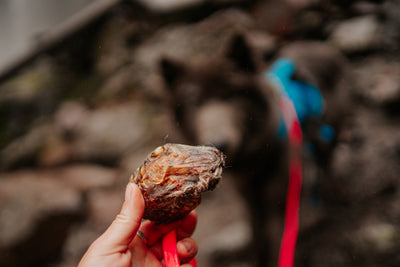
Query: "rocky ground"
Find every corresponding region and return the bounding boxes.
[0,0,400,266]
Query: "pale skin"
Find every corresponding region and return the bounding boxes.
[79,183,198,267]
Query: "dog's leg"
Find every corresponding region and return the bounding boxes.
[243,180,271,267]
[208,175,271,267]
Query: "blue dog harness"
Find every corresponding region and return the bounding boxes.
[266,59,335,142]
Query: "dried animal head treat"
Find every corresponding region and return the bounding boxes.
[130,143,225,224]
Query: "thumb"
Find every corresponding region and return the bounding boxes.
[97,182,145,251]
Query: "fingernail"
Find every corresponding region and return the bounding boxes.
[125,183,133,202]
[180,240,192,253]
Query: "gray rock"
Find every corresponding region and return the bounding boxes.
[53,164,118,191]
[60,187,123,267]
[329,107,400,201]
[0,123,53,169]
[0,59,66,151]
[70,103,151,163]
[129,9,256,97]
[0,164,117,266]
[329,15,384,53]
[0,172,83,266]
[354,56,400,107]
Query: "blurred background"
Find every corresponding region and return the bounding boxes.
[0,0,400,266]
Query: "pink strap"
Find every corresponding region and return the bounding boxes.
[163,230,180,267]
[278,98,303,267]
[189,258,198,267]
[162,95,302,267]
[163,230,198,267]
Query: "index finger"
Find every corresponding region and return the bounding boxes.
[139,210,197,246]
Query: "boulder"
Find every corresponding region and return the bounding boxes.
[354,56,400,111]
[0,164,117,266]
[329,15,384,53]
[0,172,83,267]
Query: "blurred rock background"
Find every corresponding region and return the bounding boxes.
[0,0,400,266]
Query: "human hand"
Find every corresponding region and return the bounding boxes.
[79,183,198,267]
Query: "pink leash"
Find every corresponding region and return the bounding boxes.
[163,230,197,267]
[162,92,302,267]
[162,97,302,267]
[278,96,303,267]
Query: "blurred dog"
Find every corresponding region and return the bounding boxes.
[160,34,352,266]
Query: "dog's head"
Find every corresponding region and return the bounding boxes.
[160,34,352,169]
[159,34,280,162]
